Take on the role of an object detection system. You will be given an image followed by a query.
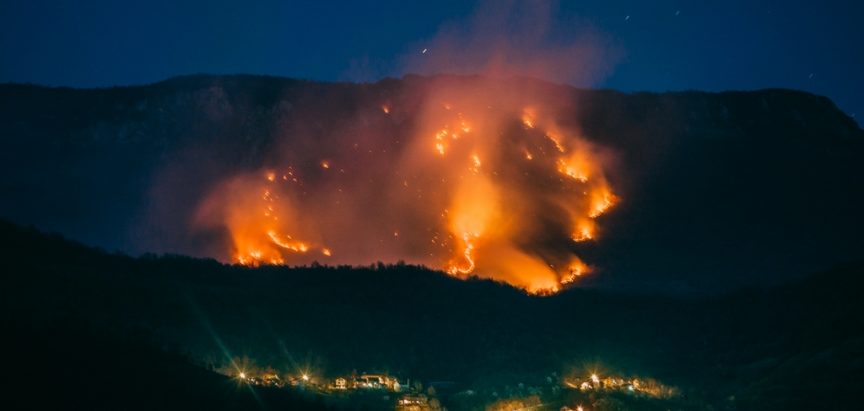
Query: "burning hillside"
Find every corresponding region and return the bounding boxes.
[3,75,860,294]
[194,78,618,294]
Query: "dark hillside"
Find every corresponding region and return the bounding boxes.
[1,220,861,409]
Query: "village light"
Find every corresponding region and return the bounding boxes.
[239,372,246,379]
[302,374,310,381]
[590,374,600,384]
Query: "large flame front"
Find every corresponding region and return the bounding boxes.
[194,79,618,294]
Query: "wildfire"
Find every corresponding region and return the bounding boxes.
[447,232,477,276]
[447,172,497,278]
[588,188,616,218]
[267,230,309,253]
[561,259,589,284]
[434,128,449,155]
[546,132,566,153]
[193,80,619,294]
[470,153,482,173]
[571,220,595,242]
[521,107,536,128]
[556,158,589,182]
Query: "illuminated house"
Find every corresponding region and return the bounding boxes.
[356,374,400,391]
[334,377,347,390]
[396,394,430,411]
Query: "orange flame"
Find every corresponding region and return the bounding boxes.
[193,79,618,294]
[589,187,617,218]
[572,219,595,242]
[561,259,590,285]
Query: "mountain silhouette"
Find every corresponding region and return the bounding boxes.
[1,75,861,294]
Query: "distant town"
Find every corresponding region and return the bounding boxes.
[224,365,679,411]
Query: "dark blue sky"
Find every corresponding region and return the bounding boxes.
[1,0,861,120]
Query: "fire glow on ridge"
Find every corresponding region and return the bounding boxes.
[194,79,618,294]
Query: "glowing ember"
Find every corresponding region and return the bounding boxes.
[193,80,619,294]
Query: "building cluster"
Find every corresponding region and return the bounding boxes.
[235,371,405,393]
[232,366,678,410]
[236,371,304,388]
[329,374,402,392]
[564,373,679,399]
[395,393,435,411]
[234,369,448,410]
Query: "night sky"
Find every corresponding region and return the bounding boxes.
[1,0,861,121]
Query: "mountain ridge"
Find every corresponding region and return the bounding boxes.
[1,74,862,293]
